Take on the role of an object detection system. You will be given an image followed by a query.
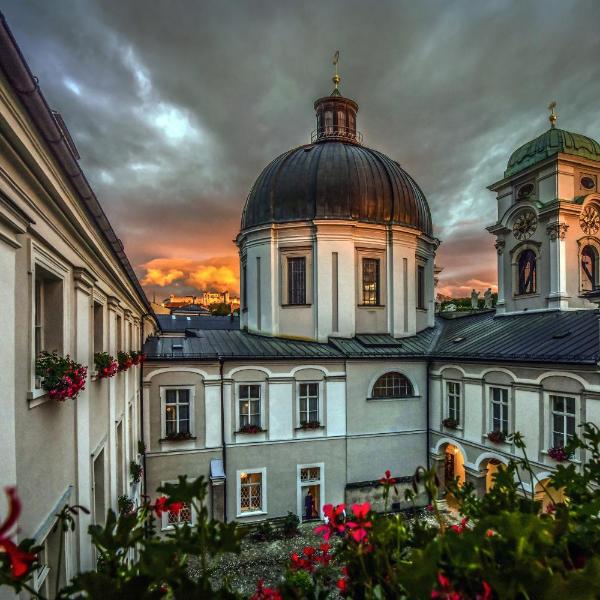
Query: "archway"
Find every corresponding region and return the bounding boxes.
[484,459,505,493]
[443,443,465,488]
[534,478,566,511]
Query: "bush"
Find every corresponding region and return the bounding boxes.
[253,520,274,542]
[117,495,134,515]
[282,512,300,537]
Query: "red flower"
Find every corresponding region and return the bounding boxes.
[485,529,495,537]
[303,546,315,556]
[0,488,37,579]
[431,571,461,600]
[153,496,184,518]
[351,502,370,520]
[250,579,282,600]
[379,469,397,486]
[314,503,346,540]
[337,577,348,593]
[477,581,493,600]
[346,502,372,543]
[450,517,469,534]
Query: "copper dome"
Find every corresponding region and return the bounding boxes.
[241,140,433,236]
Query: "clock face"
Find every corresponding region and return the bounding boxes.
[580,206,600,235]
[512,210,537,240]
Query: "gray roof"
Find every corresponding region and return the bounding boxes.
[156,314,239,333]
[145,309,600,365]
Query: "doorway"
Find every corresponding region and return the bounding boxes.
[297,464,324,521]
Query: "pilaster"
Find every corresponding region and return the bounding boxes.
[546,221,570,309]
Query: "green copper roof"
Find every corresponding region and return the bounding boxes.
[505,127,600,178]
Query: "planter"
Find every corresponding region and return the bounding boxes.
[94,352,118,379]
[300,421,321,430]
[117,351,133,372]
[165,432,193,441]
[131,351,147,365]
[487,430,507,444]
[442,417,458,430]
[36,351,87,401]
[238,425,265,434]
[547,446,572,462]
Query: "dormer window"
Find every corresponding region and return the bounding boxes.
[517,183,534,199]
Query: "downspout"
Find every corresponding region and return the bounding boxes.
[219,358,227,522]
[139,314,151,501]
[426,358,431,471]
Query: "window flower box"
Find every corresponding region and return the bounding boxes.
[487,430,507,444]
[238,424,265,434]
[547,446,573,462]
[117,351,133,372]
[300,421,321,430]
[130,351,147,365]
[442,417,458,430]
[164,431,193,441]
[94,352,118,379]
[35,351,87,401]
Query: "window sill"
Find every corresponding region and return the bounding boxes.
[27,389,50,408]
[295,425,324,431]
[367,395,421,402]
[357,304,385,309]
[236,510,267,518]
[159,436,197,443]
[482,434,511,446]
[416,307,428,312]
[235,429,267,435]
[281,303,312,308]
[513,293,540,299]
[541,450,579,464]
[442,425,463,432]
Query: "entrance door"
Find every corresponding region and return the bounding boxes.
[298,465,323,521]
[444,451,455,486]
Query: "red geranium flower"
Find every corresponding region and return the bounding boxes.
[153,496,184,518]
[0,488,37,579]
[250,579,282,600]
[379,469,397,486]
[450,517,469,534]
[346,502,372,543]
[314,503,346,540]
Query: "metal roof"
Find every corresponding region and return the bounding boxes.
[145,310,600,365]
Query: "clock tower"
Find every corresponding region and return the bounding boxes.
[487,105,600,314]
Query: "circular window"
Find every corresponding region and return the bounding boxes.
[517,183,534,199]
[581,176,595,190]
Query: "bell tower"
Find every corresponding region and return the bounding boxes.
[488,104,600,314]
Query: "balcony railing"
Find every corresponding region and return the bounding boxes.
[311,126,363,144]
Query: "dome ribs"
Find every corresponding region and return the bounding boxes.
[242,141,432,236]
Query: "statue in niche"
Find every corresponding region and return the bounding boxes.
[471,289,480,310]
[484,288,493,309]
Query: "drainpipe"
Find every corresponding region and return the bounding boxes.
[219,358,227,522]
[139,314,151,501]
[426,359,431,471]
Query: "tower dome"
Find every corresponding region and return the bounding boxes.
[241,84,432,236]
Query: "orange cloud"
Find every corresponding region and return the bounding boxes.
[141,256,240,294]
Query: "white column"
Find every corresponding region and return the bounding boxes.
[73,268,95,570]
[547,223,569,310]
[142,381,151,452]
[107,297,120,510]
[0,215,24,494]
[204,381,223,448]
[325,377,346,437]
[495,240,506,313]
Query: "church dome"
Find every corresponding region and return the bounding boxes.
[505,127,600,178]
[241,85,432,236]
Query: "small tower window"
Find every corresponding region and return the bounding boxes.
[518,249,537,295]
[517,183,534,199]
[287,256,306,305]
[581,245,598,292]
[324,111,333,134]
[581,176,596,191]
[337,110,346,133]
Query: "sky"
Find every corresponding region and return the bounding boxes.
[4,0,600,299]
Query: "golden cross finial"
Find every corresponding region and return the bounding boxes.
[548,101,558,128]
[332,50,341,92]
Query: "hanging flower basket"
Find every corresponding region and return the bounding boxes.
[130,460,143,484]
[94,352,118,379]
[548,446,573,462]
[238,424,264,434]
[487,430,507,444]
[35,351,87,401]
[117,351,133,372]
[130,351,147,365]
[301,421,321,430]
[442,417,458,430]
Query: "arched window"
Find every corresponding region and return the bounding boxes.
[324,111,333,134]
[337,110,346,133]
[581,244,598,292]
[518,249,537,295]
[371,372,413,399]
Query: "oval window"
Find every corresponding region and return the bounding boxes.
[581,176,595,190]
[517,183,534,199]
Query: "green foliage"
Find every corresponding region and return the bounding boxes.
[282,512,301,538]
[117,495,134,515]
[253,520,275,542]
[210,302,232,316]
[129,461,143,484]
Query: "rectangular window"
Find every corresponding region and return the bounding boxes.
[166,502,192,527]
[239,384,261,428]
[165,389,191,436]
[287,256,307,305]
[299,383,319,425]
[240,471,263,513]
[116,314,123,350]
[551,395,576,448]
[446,381,460,424]
[490,387,509,434]
[34,266,64,358]
[417,265,426,309]
[362,257,380,305]
[93,302,103,353]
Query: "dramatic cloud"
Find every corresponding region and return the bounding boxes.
[141,257,240,300]
[4,0,600,297]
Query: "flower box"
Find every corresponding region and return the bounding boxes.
[547,446,573,462]
[117,351,133,372]
[131,351,147,365]
[238,424,265,434]
[487,430,507,444]
[442,417,458,430]
[35,351,87,401]
[300,421,321,430]
[94,352,118,379]
[165,431,193,441]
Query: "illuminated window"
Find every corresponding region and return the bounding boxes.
[239,471,264,514]
[362,258,380,305]
[372,372,413,399]
[164,389,191,436]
